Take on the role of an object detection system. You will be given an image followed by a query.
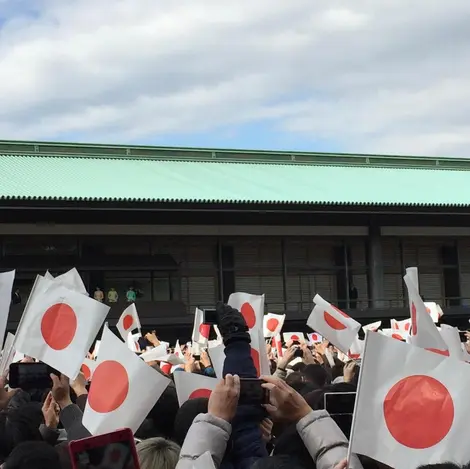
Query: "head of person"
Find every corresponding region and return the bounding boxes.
[3,441,61,469]
[173,398,209,446]
[136,438,180,469]
[302,364,328,389]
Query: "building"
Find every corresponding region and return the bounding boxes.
[1,140,470,341]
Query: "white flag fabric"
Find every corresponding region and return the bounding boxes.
[307,294,361,354]
[140,344,168,363]
[127,332,142,353]
[81,358,97,381]
[0,332,16,375]
[439,324,464,360]
[351,331,470,468]
[424,302,444,323]
[282,332,305,344]
[208,344,225,378]
[174,371,218,406]
[390,319,411,340]
[228,292,266,377]
[263,313,285,338]
[307,332,323,344]
[192,308,210,346]
[191,451,216,469]
[51,268,88,296]
[83,327,170,435]
[0,270,15,348]
[404,273,449,356]
[117,304,141,341]
[362,321,381,333]
[14,276,109,379]
[348,335,364,360]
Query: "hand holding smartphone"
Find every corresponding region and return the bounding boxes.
[9,362,60,390]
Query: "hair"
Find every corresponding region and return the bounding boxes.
[302,364,328,389]
[173,398,209,446]
[144,385,179,439]
[285,372,305,393]
[3,441,61,469]
[136,437,180,469]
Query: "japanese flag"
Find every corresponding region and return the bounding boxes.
[51,268,88,296]
[127,332,142,353]
[0,270,15,347]
[117,304,141,341]
[174,371,218,406]
[424,302,444,323]
[263,313,285,338]
[350,331,470,468]
[14,275,109,379]
[83,327,170,435]
[390,318,411,339]
[0,332,16,375]
[81,358,97,382]
[140,344,168,363]
[362,321,381,333]
[307,294,361,354]
[404,273,449,356]
[228,292,268,377]
[283,332,305,344]
[272,334,283,358]
[348,335,364,360]
[308,332,323,344]
[174,340,184,360]
[439,324,464,360]
[208,344,225,378]
[192,308,210,346]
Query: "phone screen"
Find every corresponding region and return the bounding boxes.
[9,362,59,390]
[323,392,356,416]
[239,378,268,406]
[73,440,138,469]
[203,309,217,325]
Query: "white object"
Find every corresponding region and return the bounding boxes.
[439,325,464,360]
[174,371,218,406]
[348,335,365,359]
[126,332,142,352]
[350,331,470,468]
[0,333,16,375]
[308,294,361,354]
[117,304,141,341]
[0,270,15,348]
[263,313,285,338]
[83,327,170,435]
[208,344,225,378]
[51,268,88,296]
[14,275,109,379]
[308,332,323,344]
[404,274,448,356]
[283,332,305,344]
[140,344,168,363]
[192,451,216,469]
[424,302,444,323]
[362,321,381,333]
[192,308,209,346]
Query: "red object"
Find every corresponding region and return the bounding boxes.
[69,428,140,469]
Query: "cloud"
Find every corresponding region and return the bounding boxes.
[0,0,470,156]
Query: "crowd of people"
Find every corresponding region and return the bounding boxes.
[0,298,465,469]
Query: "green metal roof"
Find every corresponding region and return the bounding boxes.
[1,140,470,206]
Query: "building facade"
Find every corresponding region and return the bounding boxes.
[1,140,470,338]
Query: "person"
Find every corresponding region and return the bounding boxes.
[136,438,180,469]
[93,287,104,303]
[126,286,137,303]
[349,283,358,309]
[107,288,118,303]
[11,289,21,305]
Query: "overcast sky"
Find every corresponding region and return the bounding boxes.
[0,0,469,156]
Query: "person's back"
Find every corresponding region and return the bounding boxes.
[137,437,180,469]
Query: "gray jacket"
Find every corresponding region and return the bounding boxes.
[175,410,363,469]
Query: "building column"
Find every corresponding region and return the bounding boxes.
[368,226,385,309]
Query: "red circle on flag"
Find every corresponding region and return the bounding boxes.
[199,324,210,339]
[291,334,300,341]
[266,318,279,332]
[425,348,450,357]
[383,375,454,449]
[81,364,92,381]
[241,303,256,329]
[189,388,212,399]
[88,360,129,413]
[251,347,260,376]
[161,363,172,374]
[391,334,404,341]
[41,303,77,350]
[122,314,134,331]
[405,322,411,332]
[323,312,347,331]
[311,333,318,341]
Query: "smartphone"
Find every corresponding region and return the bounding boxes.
[203,309,218,325]
[323,392,356,416]
[239,378,269,406]
[459,331,468,343]
[293,346,304,358]
[9,362,60,390]
[69,428,140,469]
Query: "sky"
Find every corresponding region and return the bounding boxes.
[1,0,470,156]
